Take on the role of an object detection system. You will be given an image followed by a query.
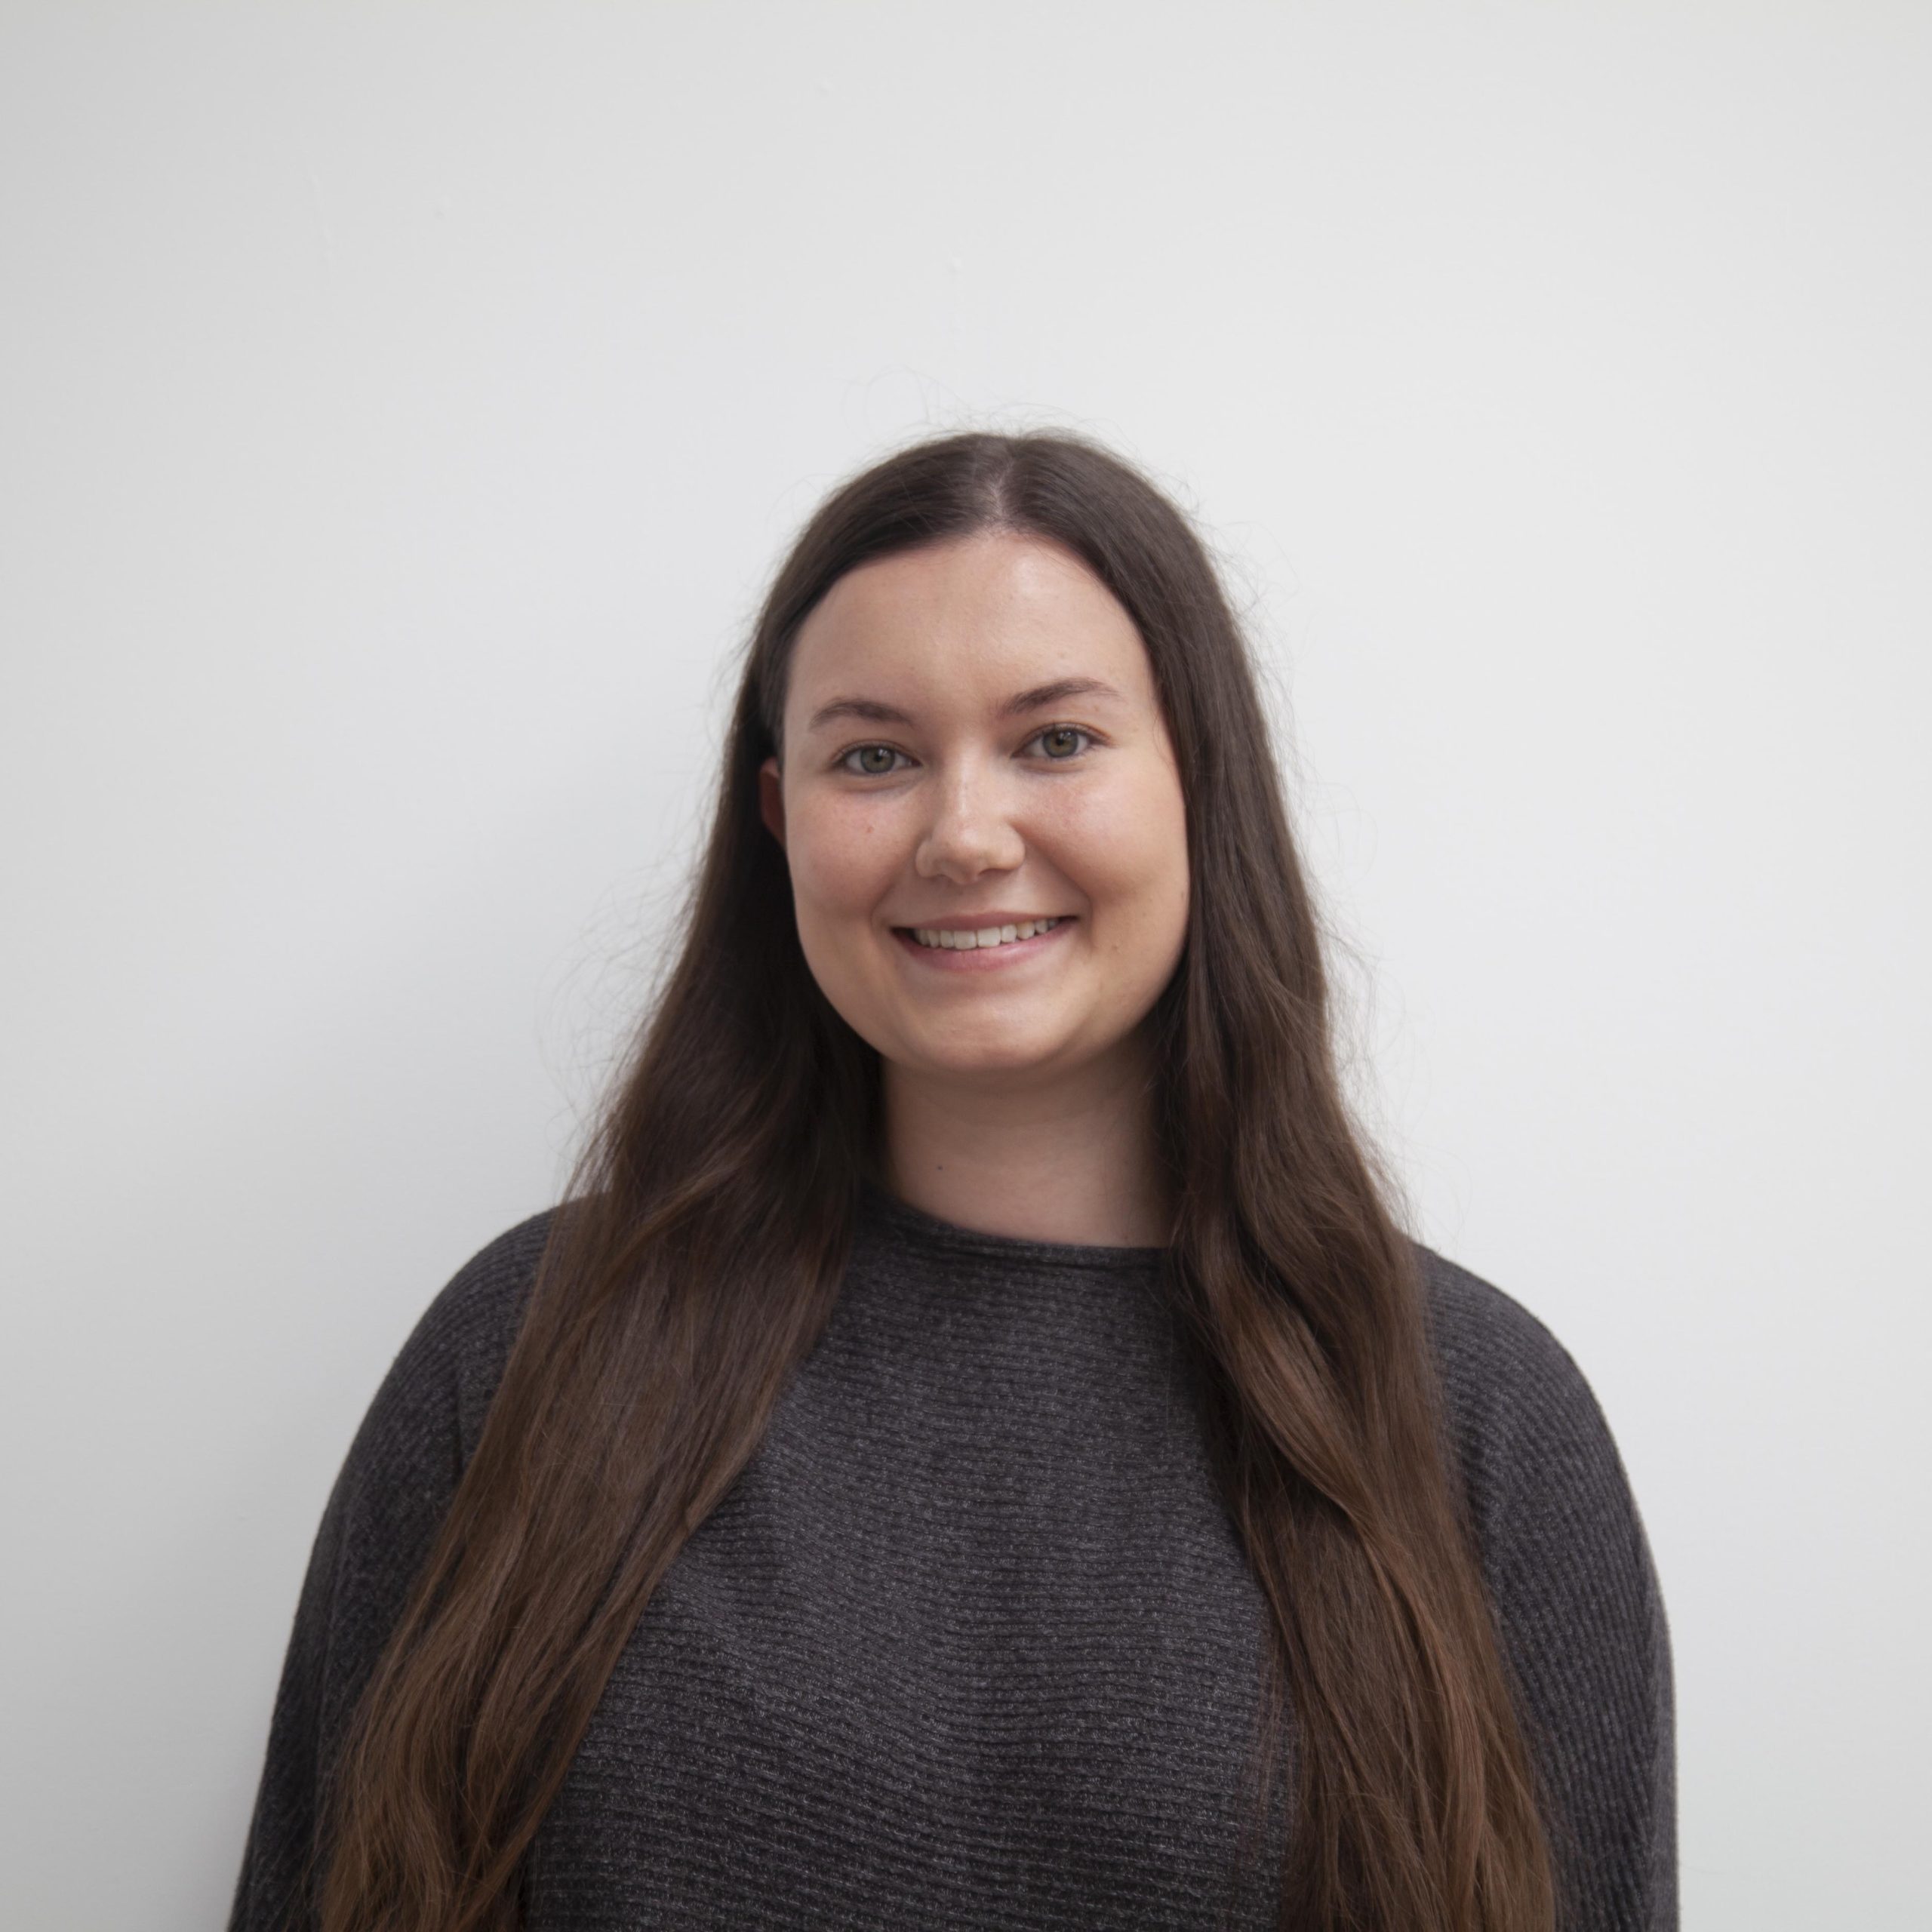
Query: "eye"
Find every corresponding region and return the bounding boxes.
[1028,724,1095,761]
[836,743,909,777]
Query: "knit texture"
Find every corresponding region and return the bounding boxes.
[227,1183,1676,1930]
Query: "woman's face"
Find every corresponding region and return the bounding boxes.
[760,531,1190,1089]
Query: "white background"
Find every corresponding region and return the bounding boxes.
[3,5,1926,1927]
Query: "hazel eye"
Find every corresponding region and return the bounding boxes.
[838,744,906,777]
[1032,726,1094,760]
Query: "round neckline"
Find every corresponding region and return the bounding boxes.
[858,1176,1168,1272]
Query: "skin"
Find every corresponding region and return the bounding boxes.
[758,531,1190,1247]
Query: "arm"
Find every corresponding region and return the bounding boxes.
[1422,1248,1678,1932]
[225,1214,550,1932]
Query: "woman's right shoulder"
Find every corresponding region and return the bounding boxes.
[350,1208,561,1489]
[226,1208,567,1932]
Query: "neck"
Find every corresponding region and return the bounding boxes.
[878,1034,1173,1248]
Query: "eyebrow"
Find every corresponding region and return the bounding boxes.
[802,677,1127,737]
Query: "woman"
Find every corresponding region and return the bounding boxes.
[228,430,1675,1932]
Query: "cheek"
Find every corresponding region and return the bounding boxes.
[786,797,903,921]
[1048,779,1189,940]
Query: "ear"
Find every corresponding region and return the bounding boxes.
[758,755,786,851]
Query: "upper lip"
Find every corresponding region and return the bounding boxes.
[892,912,1073,929]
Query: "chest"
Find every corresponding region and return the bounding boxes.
[525,1291,1289,1928]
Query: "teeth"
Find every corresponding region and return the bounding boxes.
[910,917,1063,950]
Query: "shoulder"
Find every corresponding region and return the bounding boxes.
[401,1207,559,1463]
[1411,1241,1630,1530]
[343,1207,559,1498]
[1407,1250,1678,1921]
[298,1211,560,1668]
[1409,1238,1669,1659]
[1410,1236,1669,1716]
[1412,1237,1591,1404]
[226,1210,564,1929]
[404,1206,557,1357]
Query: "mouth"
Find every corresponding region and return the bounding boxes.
[889,915,1075,971]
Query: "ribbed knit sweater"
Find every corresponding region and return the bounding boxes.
[227,1181,1676,1930]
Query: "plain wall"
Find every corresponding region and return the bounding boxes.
[3,5,1927,1927]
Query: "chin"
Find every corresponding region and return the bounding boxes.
[896,1028,1080,1081]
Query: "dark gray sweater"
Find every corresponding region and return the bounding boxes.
[228,1182,1676,1930]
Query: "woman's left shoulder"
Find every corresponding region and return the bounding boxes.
[1409,1239,1657,1575]
[1407,1249,1678,1924]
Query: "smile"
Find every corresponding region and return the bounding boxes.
[890,917,1074,971]
[904,917,1066,950]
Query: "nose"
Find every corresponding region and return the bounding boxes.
[914,760,1026,884]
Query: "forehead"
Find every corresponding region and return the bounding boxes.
[785,533,1155,721]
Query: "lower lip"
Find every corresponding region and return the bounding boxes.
[891,920,1075,972]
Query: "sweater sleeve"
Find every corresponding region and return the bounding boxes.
[1419,1246,1678,1932]
[225,1214,552,1932]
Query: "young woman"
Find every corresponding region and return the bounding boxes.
[228,431,1675,1932]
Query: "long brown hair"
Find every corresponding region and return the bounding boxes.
[314,430,1556,1930]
